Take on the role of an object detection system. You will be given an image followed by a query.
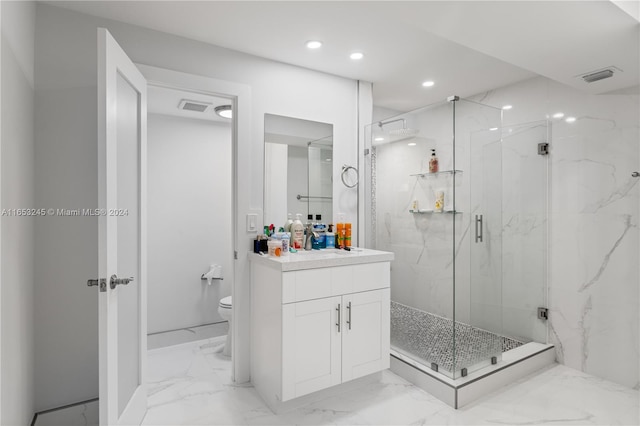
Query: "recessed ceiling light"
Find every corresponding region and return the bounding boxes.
[325,158,332,162]
[553,112,565,119]
[502,105,513,110]
[306,40,322,49]
[489,127,499,131]
[350,52,364,60]
[408,142,417,146]
[214,105,232,119]
[374,137,384,142]
[565,116,576,123]
[422,81,435,87]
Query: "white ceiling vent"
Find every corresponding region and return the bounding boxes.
[578,66,622,84]
[178,99,212,113]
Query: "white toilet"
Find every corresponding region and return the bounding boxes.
[217,296,232,356]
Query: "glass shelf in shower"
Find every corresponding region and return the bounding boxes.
[409,209,461,214]
[409,169,463,178]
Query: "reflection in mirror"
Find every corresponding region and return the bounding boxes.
[264,114,333,230]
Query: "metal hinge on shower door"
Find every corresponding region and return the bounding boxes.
[537,307,549,320]
[538,143,549,155]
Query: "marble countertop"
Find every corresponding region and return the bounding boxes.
[248,248,394,271]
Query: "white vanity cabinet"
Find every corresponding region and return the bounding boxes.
[250,249,393,409]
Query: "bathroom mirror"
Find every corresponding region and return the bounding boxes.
[264,114,333,230]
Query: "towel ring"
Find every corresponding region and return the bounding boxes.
[341,165,358,188]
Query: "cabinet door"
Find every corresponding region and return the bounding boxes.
[282,296,342,401]
[342,289,390,382]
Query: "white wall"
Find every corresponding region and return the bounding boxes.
[34,3,360,410]
[1,1,36,424]
[147,114,232,333]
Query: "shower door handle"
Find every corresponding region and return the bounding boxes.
[475,215,483,243]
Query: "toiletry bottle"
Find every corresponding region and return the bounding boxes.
[314,214,326,248]
[291,214,304,249]
[336,213,345,248]
[326,225,335,249]
[284,213,293,233]
[345,221,352,248]
[435,190,445,212]
[411,199,419,212]
[429,149,439,173]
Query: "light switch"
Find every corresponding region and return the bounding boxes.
[246,213,258,233]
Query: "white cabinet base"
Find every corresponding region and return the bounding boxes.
[250,254,392,413]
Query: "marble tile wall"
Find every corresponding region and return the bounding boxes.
[471,77,639,389]
[369,76,639,389]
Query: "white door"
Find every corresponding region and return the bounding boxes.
[282,296,342,400]
[97,28,147,425]
[342,289,390,382]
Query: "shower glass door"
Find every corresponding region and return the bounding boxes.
[499,121,548,344]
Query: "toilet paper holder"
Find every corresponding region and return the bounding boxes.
[201,264,223,284]
[201,275,223,281]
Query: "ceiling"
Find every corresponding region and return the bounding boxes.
[148,85,232,123]
[47,1,639,112]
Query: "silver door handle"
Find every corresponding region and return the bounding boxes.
[87,278,107,292]
[346,302,352,330]
[475,214,483,243]
[110,275,134,290]
[336,303,341,333]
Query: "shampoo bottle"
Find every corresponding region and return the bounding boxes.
[284,213,293,233]
[291,214,304,249]
[429,149,439,173]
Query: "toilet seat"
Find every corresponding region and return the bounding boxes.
[219,296,232,309]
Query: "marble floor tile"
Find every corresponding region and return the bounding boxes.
[142,338,639,426]
[147,321,229,350]
[36,336,638,426]
[34,400,98,426]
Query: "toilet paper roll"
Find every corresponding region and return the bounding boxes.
[202,264,223,285]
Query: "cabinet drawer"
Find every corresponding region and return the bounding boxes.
[282,268,332,303]
[353,262,390,293]
[282,262,390,304]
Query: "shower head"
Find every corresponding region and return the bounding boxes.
[374,117,419,145]
[389,127,419,137]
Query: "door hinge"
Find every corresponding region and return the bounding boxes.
[537,307,549,320]
[538,142,549,155]
[364,148,370,156]
[234,250,238,260]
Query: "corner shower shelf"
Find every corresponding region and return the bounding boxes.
[409,209,461,214]
[410,169,463,178]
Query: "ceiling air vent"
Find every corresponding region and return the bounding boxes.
[581,68,615,83]
[178,99,212,113]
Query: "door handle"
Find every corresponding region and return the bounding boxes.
[110,275,134,290]
[336,303,341,333]
[346,302,352,330]
[475,214,483,243]
[87,278,107,292]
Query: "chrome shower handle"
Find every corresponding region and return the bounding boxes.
[475,215,483,243]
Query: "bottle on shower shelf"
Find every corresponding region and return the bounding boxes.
[429,149,439,173]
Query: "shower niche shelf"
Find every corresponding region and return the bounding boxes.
[409,209,461,215]
[410,169,462,178]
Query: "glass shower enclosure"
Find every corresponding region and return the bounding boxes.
[363,97,548,379]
